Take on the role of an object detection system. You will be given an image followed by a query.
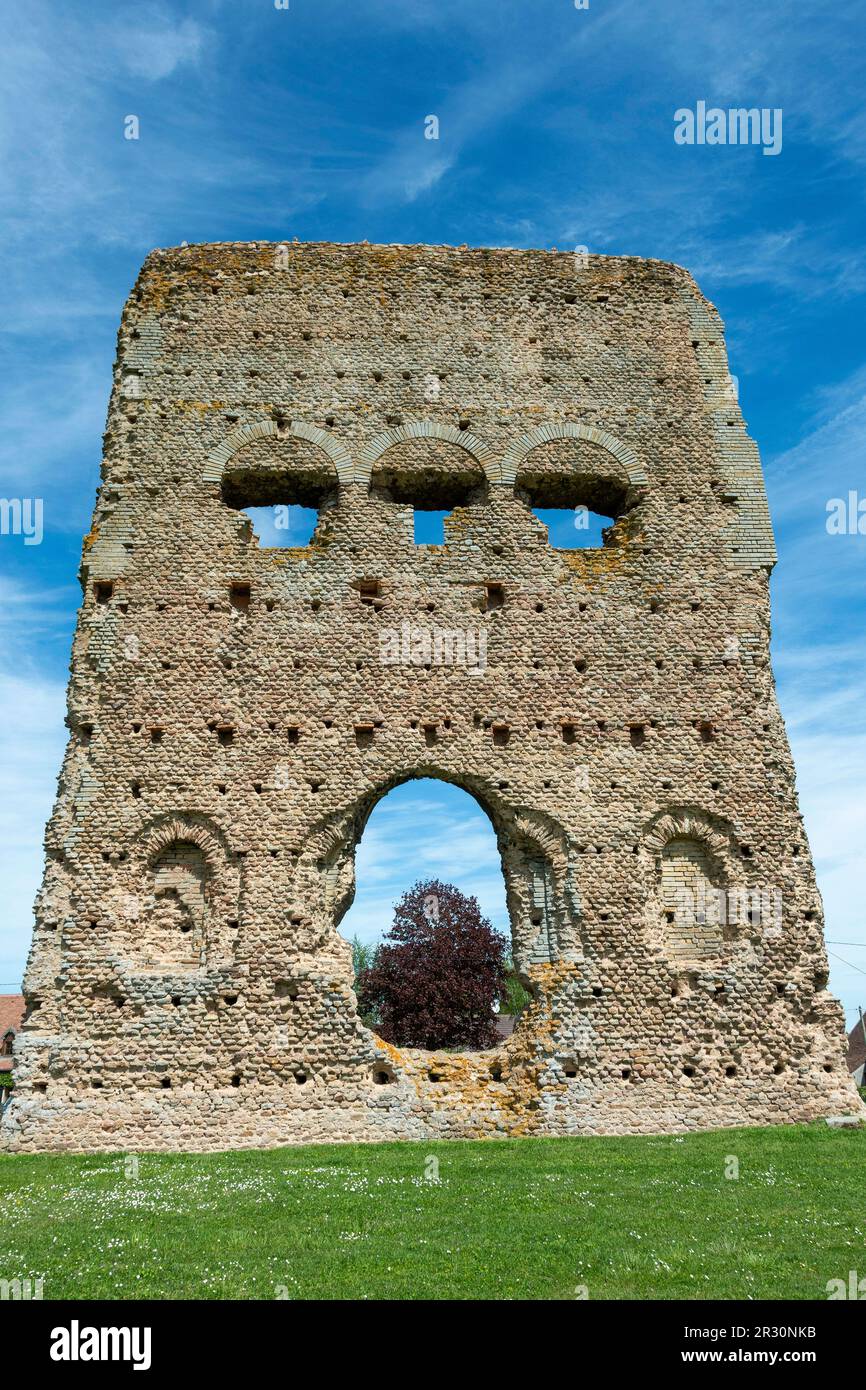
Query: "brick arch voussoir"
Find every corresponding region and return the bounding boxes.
[203,420,353,487]
[355,420,500,486]
[138,814,230,873]
[644,809,735,872]
[501,422,647,490]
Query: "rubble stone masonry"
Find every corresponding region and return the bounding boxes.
[3,240,860,1152]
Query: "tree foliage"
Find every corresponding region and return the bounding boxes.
[349,936,381,1027]
[501,962,531,1016]
[356,879,509,1050]
[350,935,378,979]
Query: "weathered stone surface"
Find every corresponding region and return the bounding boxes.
[2,240,860,1153]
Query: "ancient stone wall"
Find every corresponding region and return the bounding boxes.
[3,240,860,1152]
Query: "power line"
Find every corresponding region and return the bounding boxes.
[828,951,866,979]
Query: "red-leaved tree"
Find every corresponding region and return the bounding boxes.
[357,879,509,1050]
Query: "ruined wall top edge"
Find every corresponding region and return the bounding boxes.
[109,239,774,569]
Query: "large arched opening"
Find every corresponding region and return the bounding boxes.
[337,778,526,1051]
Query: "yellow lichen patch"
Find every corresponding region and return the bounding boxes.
[260,530,333,560]
[358,961,588,1140]
[136,271,175,315]
[171,401,228,415]
[364,245,416,276]
[136,266,215,315]
[442,507,474,546]
[561,529,642,586]
[372,1036,405,1066]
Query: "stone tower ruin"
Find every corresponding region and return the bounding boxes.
[3,241,859,1153]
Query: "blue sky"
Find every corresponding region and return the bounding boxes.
[1,0,864,1022]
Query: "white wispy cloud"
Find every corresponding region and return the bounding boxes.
[0,569,69,984]
[0,350,109,503]
[340,783,508,945]
[676,227,866,299]
[0,576,76,986]
[356,1,624,206]
[110,11,208,82]
[0,668,67,987]
[766,367,866,1027]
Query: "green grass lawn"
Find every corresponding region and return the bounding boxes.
[1,1123,864,1300]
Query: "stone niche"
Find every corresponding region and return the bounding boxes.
[146,840,209,969]
[122,815,241,976]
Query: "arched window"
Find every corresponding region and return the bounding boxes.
[369,438,488,545]
[220,431,340,547]
[514,436,640,550]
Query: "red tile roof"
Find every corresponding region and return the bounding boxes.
[847,1017,866,1074]
[0,995,24,1067]
[0,994,25,1045]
